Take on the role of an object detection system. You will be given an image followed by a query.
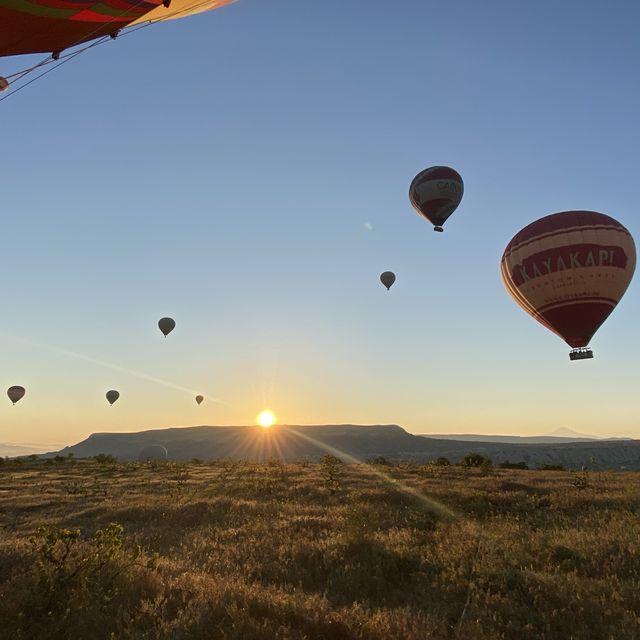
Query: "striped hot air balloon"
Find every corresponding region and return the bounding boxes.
[501,211,636,360]
[0,0,235,57]
[409,166,464,232]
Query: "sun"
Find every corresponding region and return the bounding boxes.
[256,410,276,428]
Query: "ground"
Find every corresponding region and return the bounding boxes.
[0,457,639,639]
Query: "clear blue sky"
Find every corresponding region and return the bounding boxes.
[1,0,639,445]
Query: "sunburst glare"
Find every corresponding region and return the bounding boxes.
[256,410,276,428]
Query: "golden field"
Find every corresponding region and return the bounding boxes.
[1,457,639,639]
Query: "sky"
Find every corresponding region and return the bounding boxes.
[1,0,639,446]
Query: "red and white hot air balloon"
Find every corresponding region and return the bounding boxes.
[501,211,636,360]
[409,166,464,232]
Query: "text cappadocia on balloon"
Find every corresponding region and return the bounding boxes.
[409,166,464,232]
[500,211,636,360]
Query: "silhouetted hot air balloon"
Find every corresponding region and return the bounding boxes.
[106,390,120,405]
[501,211,636,360]
[0,0,235,57]
[380,271,396,290]
[138,444,168,462]
[158,317,176,337]
[409,166,464,232]
[7,386,25,405]
[195,395,204,405]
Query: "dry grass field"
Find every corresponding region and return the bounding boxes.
[1,456,639,639]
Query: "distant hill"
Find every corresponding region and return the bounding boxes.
[422,434,599,444]
[421,428,631,445]
[44,424,640,470]
[1,442,62,457]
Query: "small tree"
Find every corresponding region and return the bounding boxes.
[320,454,342,495]
[460,452,491,468]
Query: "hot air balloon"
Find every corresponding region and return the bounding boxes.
[7,386,25,405]
[380,271,396,290]
[409,166,464,232]
[158,317,176,337]
[0,0,235,57]
[195,395,204,405]
[138,444,168,462]
[106,390,120,405]
[501,211,636,360]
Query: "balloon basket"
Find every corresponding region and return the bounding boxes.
[569,348,594,361]
[434,226,444,232]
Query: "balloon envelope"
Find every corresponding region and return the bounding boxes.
[138,444,168,462]
[106,390,120,405]
[501,211,636,351]
[0,0,157,56]
[7,385,25,405]
[195,395,204,405]
[380,271,396,290]
[0,0,234,57]
[158,317,176,337]
[130,0,235,24]
[409,166,463,231]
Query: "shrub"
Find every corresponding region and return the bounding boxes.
[460,452,491,468]
[434,457,451,466]
[320,454,343,495]
[498,460,529,470]
[538,463,566,471]
[366,456,391,466]
[94,453,117,465]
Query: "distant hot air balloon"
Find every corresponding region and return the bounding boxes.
[158,317,176,337]
[0,0,235,57]
[501,211,636,360]
[138,444,168,462]
[7,386,25,405]
[106,390,120,405]
[409,166,464,232]
[195,395,204,405]
[380,271,396,290]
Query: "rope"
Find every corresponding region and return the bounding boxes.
[1,0,231,102]
[0,37,111,103]
[0,0,157,99]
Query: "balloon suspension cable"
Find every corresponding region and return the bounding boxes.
[1,0,234,102]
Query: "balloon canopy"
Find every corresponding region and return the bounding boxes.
[106,390,120,405]
[0,0,235,57]
[380,271,396,290]
[195,395,204,405]
[158,317,176,337]
[409,166,464,232]
[501,211,636,358]
[138,444,168,462]
[7,385,26,405]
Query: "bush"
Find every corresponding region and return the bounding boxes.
[94,453,117,465]
[498,460,529,470]
[434,457,451,466]
[366,456,391,466]
[320,454,343,495]
[460,453,491,468]
[538,463,566,471]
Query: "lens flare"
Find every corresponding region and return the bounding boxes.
[257,410,276,428]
